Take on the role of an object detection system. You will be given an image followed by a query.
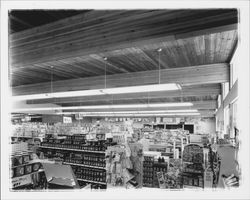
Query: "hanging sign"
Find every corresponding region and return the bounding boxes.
[63,116,72,124]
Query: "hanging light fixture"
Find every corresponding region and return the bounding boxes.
[56,109,199,115]
[13,83,182,101]
[12,52,181,101]
[12,102,194,112]
[56,113,201,117]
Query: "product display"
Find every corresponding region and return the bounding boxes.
[10,145,46,190]
[182,144,204,188]
[143,156,154,187]
[38,134,109,189]
[9,118,236,191]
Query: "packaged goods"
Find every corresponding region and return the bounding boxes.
[25,164,32,174]
[32,163,40,172]
[15,166,25,177]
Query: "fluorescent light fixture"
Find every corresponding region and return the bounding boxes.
[12,89,103,101]
[148,102,192,107]
[12,102,193,112]
[70,113,200,117]
[12,83,181,101]
[57,109,198,115]
[100,83,181,94]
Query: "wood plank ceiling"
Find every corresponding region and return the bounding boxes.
[10,9,238,117]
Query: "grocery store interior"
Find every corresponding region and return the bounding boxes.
[9,9,241,191]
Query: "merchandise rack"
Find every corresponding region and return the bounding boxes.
[182,144,204,188]
[11,160,41,169]
[63,162,106,170]
[12,169,45,189]
[39,145,105,154]
[39,143,107,188]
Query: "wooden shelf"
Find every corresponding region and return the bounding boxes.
[39,146,105,154]
[77,178,106,185]
[63,162,105,170]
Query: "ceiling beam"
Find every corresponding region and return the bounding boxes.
[9,15,33,28]
[12,63,229,96]
[26,84,220,105]
[10,10,238,68]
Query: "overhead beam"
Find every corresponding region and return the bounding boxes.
[9,15,33,28]
[12,63,229,96]
[10,10,238,67]
[26,84,221,105]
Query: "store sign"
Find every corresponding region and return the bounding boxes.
[63,116,72,124]
[75,114,83,120]
[163,118,173,123]
[12,174,32,188]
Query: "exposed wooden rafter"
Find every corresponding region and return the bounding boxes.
[10,10,238,68]
[12,63,229,96]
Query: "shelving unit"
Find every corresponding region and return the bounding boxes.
[182,144,204,188]
[39,146,105,154]
[38,137,107,189]
[12,169,45,189]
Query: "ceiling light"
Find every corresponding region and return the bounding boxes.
[72,113,200,117]
[56,109,198,115]
[12,89,104,101]
[12,102,193,112]
[101,83,181,95]
[12,83,181,101]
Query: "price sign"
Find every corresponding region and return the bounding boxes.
[157,172,166,188]
[63,116,72,124]
[12,174,32,188]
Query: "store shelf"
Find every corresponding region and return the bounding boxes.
[77,178,106,185]
[11,159,54,169]
[11,136,43,140]
[13,169,44,179]
[182,171,203,175]
[11,136,33,139]
[11,161,41,169]
[39,146,105,154]
[63,162,106,170]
